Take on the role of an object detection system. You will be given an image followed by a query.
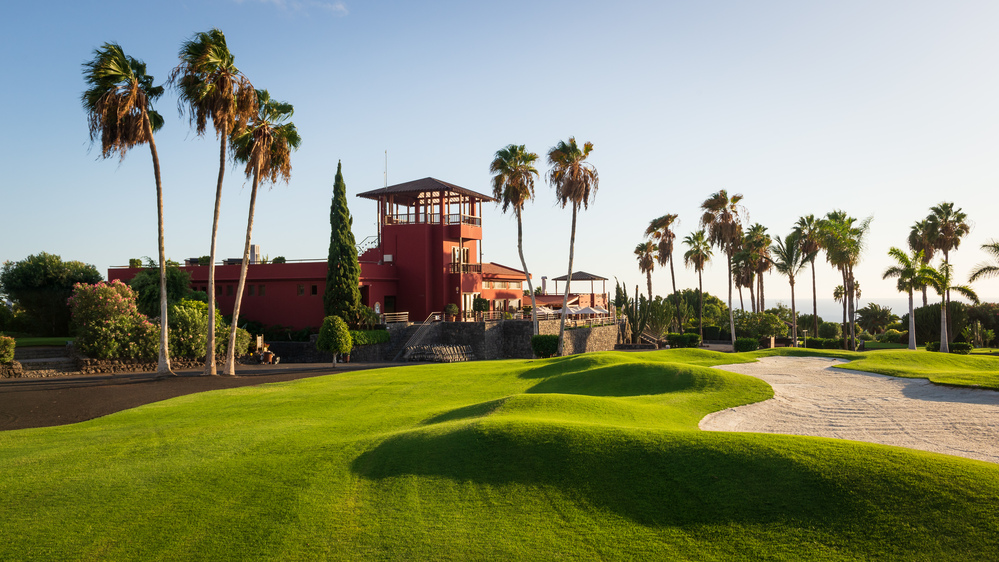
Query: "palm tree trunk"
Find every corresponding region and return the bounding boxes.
[204,131,227,376]
[841,270,848,349]
[939,296,949,353]
[697,269,704,341]
[738,284,744,312]
[811,257,818,338]
[223,164,261,375]
[907,288,916,350]
[557,204,578,356]
[727,254,736,346]
[515,208,538,336]
[669,255,679,330]
[848,268,856,350]
[790,278,797,346]
[921,286,928,307]
[646,271,653,302]
[758,273,764,313]
[748,277,756,314]
[144,113,173,376]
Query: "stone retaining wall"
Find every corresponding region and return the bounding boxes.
[538,320,620,356]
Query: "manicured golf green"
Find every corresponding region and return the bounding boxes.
[1,349,997,560]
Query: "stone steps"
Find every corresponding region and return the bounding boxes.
[17,357,77,372]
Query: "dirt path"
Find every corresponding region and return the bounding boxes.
[700,356,999,464]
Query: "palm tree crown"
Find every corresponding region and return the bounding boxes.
[635,240,656,300]
[548,138,598,209]
[969,240,999,282]
[490,144,539,213]
[231,90,302,184]
[926,202,970,263]
[700,190,744,345]
[883,246,930,350]
[82,43,164,159]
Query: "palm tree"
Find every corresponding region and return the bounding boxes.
[646,214,679,321]
[635,241,656,301]
[223,90,301,375]
[793,215,822,337]
[700,190,744,346]
[170,28,257,376]
[855,303,899,335]
[926,202,970,344]
[908,219,935,306]
[821,211,871,350]
[883,247,929,350]
[770,231,814,346]
[682,230,712,340]
[490,144,540,334]
[743,223,771,312]
[924,261,979,353]
[969,240,999,282]
[547,138,599,356]
[82,43,173,376]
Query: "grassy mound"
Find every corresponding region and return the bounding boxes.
[1,350,997,560]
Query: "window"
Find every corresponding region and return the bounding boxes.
[258,284,265,296]
[216,286,222,296]
[483,281,492,289]
[512,282,522,289]
[451,247,470,263]
[248,285,255,296]
[311,284,318,296]
[226,285,233,296]
[297,284,305,296]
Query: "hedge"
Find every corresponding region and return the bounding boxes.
[0,336,14,363]
[927,341,973,354]
[702,326,721,340]
[666,333,701,348]
[531,335,559,358]
[350,329,390,346]
[734,337,759,352]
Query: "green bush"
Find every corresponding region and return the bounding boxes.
[950,342,973,354]
[734,337,759,352]
[167,299,230,358]
[805,337,824,348]
[531,334,559,358]
[317,316,352,357]
[444,303,459,316]
[818,322,841,339]
[0,335,14,363]
[350,329,390,346]
[878,329,904,344]
[272,256,287,264]
[823,338,845,350]
[198,256,211,266]
[69,280,159,360]
[667,333,701,348]
[473,297,489,313]
[228,327,253,357]
[129,258,143,268]
[926,341,941,352]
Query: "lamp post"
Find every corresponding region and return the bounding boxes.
[802,329,808,348]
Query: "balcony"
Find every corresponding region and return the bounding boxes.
[448,263,482,274]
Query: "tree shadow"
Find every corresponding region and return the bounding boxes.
[350,420,857,528]
[525,362,709,397]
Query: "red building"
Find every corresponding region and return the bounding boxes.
[108,178,530,330]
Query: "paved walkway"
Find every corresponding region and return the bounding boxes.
[700,356,999,463]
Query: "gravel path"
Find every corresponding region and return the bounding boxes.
[699,356,999,464]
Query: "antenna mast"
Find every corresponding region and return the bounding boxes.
[384,150,387,187]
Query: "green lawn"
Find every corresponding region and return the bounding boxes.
[1,349,997,560]
[10,336,73,347]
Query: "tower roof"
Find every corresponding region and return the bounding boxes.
[356,177,495,206]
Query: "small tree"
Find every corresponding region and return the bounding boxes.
[316,315,352,367]
[324,161,362,326]
[0,253,103,336]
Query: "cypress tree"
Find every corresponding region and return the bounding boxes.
[324,161,361,325]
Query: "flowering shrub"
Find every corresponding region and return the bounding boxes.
[0,335,14,363]
[69,280,157,360]
[169,300,218,358]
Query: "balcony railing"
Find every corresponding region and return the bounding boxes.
[448,262,482,274]
[383,213,481,227]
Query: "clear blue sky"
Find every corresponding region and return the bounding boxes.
[3,0,998,320]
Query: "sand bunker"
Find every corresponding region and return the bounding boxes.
[699,356,999,463]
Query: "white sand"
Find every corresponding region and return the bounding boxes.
[699,356,999,464]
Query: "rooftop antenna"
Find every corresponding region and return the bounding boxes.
[384,150,387,187]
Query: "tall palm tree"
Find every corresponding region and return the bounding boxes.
[223,90,301,375]
[821,211,871,350]
[732,244,755,312]
[908,219,935,306]
[969,240,999,282]
[793,215,822,337]
[635,241,656,301]
[924,261,978,353]
[926,202,970,344]
[883,247,929,350]
[646,214,679,320]
[770,231,814,346]
[490,144,540,334]
[170,28,257,376]
[700,190,744,346]
[82,43,173,376]
[743,223,771,312]
[682,229,712,340]
[548,137,599,356]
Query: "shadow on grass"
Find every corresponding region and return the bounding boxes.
[421,398,510,425]
[524,362,713,397]
[350,421,855,528]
